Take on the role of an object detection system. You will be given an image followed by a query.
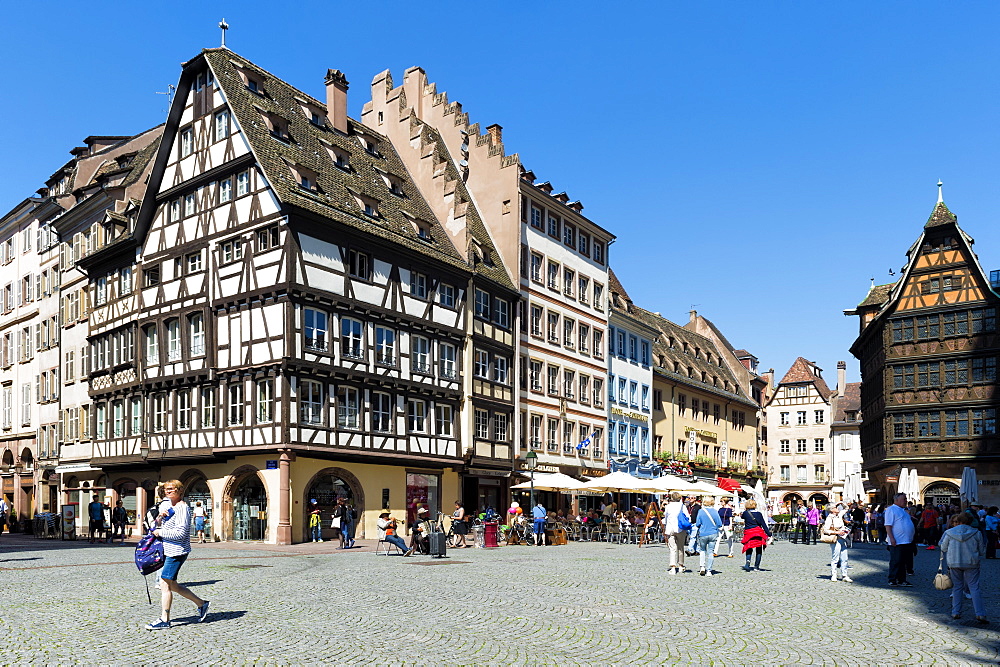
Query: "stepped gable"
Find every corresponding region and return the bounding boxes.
[832,382,861,423]
[203,49,466,272]
[409,114,515,291]
[630,305,756,408]
[778,357,833,399]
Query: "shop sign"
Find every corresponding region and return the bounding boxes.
[2,477,12,493]
[610,407,649,422]
[466,468,511,478]
[684,427,717,439]
[518,464,559,474]
[265,460,278,470]
[582,468,607,477]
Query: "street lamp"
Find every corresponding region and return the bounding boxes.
[139,443,150,460]
[525,450,538,511]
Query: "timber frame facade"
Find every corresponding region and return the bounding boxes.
[72,48,520,544]
[848,197,1000,508]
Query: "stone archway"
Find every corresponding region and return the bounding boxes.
[302,467,365,542]
[179,469,213,540]
[222,465,267,542]
[922,480,960,508]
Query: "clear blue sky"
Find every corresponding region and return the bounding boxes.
[3,2,1000,386]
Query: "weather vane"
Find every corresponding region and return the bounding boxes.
[220,18,229,48]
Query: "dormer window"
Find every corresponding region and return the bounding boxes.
[353,193,380,218]
[299,101,327,128]
[357,134,381,157]
[260,111,291,143]
[235,65,264,95]
[286,162,320,193]
[324,143,350,171]
[380,171,405,197]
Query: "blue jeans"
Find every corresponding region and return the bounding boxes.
[698,534,718,571]
[384,534,408,552]
[831,538,849,574]
[342,522,354,542]
[311,524,322,541]
[950,567,985,617]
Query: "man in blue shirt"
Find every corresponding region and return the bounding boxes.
[532,502,547,546]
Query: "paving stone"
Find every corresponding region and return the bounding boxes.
[0,535,997,664]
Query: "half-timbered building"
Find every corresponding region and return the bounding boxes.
[82,48,522,544]
[848,193,1000,507]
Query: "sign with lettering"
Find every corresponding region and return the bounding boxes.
[720,441,729,468]
[684,427,717,440]
[688,431,697,460]
[265,460,278,470]
[610,407,650,422]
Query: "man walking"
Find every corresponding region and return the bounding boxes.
[885,492,915,587]
[88,494,106,544]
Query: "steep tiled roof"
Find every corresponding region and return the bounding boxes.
[778,357,833,400]
[608,269,631,306]
[925,201,958,229]
[858,282,895,308]
[831,382,861,423]
[689,314,737,355]
[203,49,468,274]
[630,305,756,408]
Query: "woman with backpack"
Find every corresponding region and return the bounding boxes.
[144,480,210,631]
[663,492,691,575]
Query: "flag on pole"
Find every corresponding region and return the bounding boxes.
[576,432,597,450]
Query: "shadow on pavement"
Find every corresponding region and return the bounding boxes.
[182,580,222,587]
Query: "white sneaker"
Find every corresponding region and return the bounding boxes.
[830,575,839,581]
[841,576,853,583]
[668,568,677,575]
[705,571,714,577]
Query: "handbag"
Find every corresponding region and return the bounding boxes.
[331,516,342,529]
[933,550,952,590]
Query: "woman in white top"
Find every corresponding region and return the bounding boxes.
[822,504,852,582]
[145,480,210,631]
[663,492,691,575]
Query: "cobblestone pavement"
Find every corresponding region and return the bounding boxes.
[1,533,997,665]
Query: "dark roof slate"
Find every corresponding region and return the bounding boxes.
[831,382,861,422]
[203,49,468,274]
[925,201,958,229]
[629,305,756,408]
[858,282,895,308]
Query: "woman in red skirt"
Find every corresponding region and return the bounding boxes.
[741,499,773,571]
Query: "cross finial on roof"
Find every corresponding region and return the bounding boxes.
[219,18,229,48]
[937,180,943,204]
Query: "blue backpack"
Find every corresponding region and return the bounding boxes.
[134,530,165,576]
[677,511,692,532]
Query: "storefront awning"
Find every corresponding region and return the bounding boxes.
[54,464,102,474]
[716,477,742,492]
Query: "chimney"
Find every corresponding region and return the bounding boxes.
[486,123,502,145]
[837,361,846,397]
[325,69,350,134]
[689,309,697,323]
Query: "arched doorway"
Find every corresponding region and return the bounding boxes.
[782,493,804,513]
[113,479,138,526]
[303,468,363,542]
[923,481,960,508]
[231,474,267,541]
[809,493,829,507]
[182,475,213,539]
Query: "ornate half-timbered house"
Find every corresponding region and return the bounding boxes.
[848,194,1000,507]
[86,48,520,544]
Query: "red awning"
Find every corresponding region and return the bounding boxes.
[716,477,741,492]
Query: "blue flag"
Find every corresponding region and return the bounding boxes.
[576,431,597,450]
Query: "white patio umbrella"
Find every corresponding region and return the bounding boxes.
[897,467,911,498]
[686,480,736,497]
[960,466,979,505]
[644,475,700,494]
[511,472,586,492]
[579,471,653,493]
[908,469,920,504]
[753,479,767,514]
